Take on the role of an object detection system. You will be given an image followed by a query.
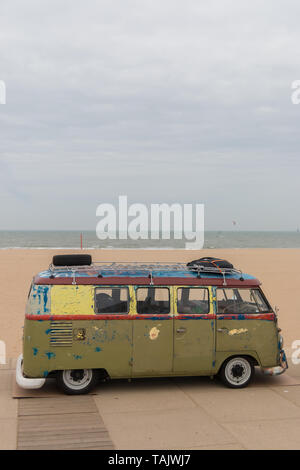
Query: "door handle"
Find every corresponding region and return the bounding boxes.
[217,328,228,333]
[176,327,186,334]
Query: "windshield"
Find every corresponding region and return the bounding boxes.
[216,288,271,314]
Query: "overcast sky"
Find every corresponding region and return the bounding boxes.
[0,0,300,231]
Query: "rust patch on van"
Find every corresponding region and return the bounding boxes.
[228,328,248,336]
[149,326,160,340]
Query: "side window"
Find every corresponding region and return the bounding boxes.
[216,288,270,314]
[177,287,209,314]
[136,287,170,314]
[95,287,129,314]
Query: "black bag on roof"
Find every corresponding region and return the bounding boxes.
[187,257,234,270]
[52,254,92,267]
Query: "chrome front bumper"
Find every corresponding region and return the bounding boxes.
[261,350,288,376]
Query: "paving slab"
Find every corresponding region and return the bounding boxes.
[98,406,238,450]
[175,383,300,423]
[94,378,196,414]
[0,370,13,392]
[0,359,17,371]
[12,378,60,398]
[0,391,18,419]
[185,443,246,450]
[271,385,300,407]
[284,363,300,378]
[223,418,300,450]
[0,419,17,450]
[252,370,300,387]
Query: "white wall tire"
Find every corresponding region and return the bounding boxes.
[56,369,97,395]
[220,357,254,388]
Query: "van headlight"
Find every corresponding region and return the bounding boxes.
[279,334,284,349]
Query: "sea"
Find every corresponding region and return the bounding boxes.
[1,231,300,249]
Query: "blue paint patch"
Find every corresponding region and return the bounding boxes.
[45,352,56,359]
[177,316,211,320]
[45,329,51,335]
[32,347,38,356]
[73,354,82,360]
[95,347,102,352]
[43,287,50,313]
[36,267,257,281]
[28,285,51,315]
[43,371,49,377]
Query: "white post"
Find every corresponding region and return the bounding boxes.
[0,341,6,365]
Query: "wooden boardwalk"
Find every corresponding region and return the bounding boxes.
[17,396,115,450]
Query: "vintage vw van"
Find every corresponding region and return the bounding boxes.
[16,255,287,394]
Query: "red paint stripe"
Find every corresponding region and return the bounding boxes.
[26,314,214,321]
[176,314,215,320]
[34,276,260,287]
[25,313,274,321]
[217,313,275,321]
[25,314,173,321]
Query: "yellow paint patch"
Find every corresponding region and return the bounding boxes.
[129,286,137,315]
[51,285,94,315]
[228,328,248,336]
[149,326,160,340]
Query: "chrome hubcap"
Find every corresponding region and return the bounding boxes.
[63,369,92,390]
[225,358,251,386]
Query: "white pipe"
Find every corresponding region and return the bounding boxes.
[0,340,6,365]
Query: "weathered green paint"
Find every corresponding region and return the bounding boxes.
[132,319,173,376]
[23,319,133,378]
[173,318,215,374]
[23,284,282,379]
[216,318,278,368]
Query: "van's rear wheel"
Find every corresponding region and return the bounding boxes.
[56,369,97,395]
[220,357,254,388]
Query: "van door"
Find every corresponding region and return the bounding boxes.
[132,286,173,376]
[94,286,133,377]
[215,287,278,366]
[173,287,215,374]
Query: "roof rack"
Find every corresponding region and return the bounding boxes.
[48,261,244,286]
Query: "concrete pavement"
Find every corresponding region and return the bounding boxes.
[0,362,18,450]
[1,362,300,450]
[93,373,300,450]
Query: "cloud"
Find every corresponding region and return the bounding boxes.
[0,0,300,229]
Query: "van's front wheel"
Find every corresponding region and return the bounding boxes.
[220,357,254,388]
[56,369,97,395]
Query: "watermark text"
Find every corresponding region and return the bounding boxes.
[0,80,6,104]
[96,196,204,249]
[291,340,300,364]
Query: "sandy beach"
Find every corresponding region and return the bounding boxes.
[0,248,299,361]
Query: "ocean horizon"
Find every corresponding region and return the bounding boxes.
[1,230,300,249]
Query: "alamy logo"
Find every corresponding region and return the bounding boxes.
[291,340,300,365]
[96,196,204,249]
[0,81,6,104]
[291,80,300,104]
